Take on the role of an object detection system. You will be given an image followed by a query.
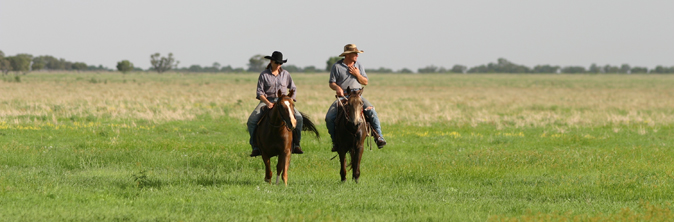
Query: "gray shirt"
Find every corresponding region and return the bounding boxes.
[329,59,368,90]
[256,68,297,100]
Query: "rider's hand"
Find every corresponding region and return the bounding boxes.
[335,89,345,97]
[266,103,274,109]
[348,66,360,76]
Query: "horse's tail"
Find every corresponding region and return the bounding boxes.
[299,111,320,139]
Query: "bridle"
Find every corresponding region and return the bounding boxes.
[269,97,294,132]
[335,95,367,135]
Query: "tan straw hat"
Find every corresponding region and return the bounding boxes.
[339,44,364,57]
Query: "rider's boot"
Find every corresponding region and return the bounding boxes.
[292,144,304,154]
[373,131,387,149]
[365,108,386,149]
[291,129,304,154]
[250,146,261,157]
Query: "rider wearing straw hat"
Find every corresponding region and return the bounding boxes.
[247,51,304,157]
[325,44,387,151]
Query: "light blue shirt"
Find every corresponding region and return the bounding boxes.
[329,59,368,91]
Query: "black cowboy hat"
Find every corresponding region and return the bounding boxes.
[264,51,288,64]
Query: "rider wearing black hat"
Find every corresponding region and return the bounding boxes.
[247,51,304,157]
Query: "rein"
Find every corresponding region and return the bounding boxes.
[268,101,293,131]
[335,96,350,120]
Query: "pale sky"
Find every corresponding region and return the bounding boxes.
[1,0,673,71]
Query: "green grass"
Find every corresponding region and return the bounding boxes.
[1,73,674,221]
[1,117,673,221]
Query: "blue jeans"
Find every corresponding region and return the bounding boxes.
[325,96,383,142]
[247,98,303,150]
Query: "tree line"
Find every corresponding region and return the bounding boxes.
[2,50,672,75]
[0,50,115,75]
[411,58,674,74]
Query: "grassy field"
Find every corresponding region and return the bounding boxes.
[1,72,673,221]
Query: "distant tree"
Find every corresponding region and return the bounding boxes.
[0,59,10,75]
[418,65,438,73]
[72,62,88,72]
[34,55,69,70]
[220,65,234,73]
[212,62,221,70]
[188,65,203,72]
[150,53,178,73]
[0,50,10,75]
[603,64,619,74]
[652,66,674,74]
[303,66,318,73]
[398,68,413,74]
[561,66,586,74]
[532,65,560,73]
[620,64,631,74]
[202,66,218,73]
[233,67,245,73]
[326,56,341,71]
[467,58,530,73]
[133,67,144,72]
[588,63,600,74]
[7,54,33,74]
[88,64,110,71]
[495,58,530,73]
[283,64,302,73]
[247,54,266,72]
[365,67,393,73]
[467,65,488,73]
[31,57,46,71]
[630,66,648,74]
[34,55,57,70]
[116,60,134,74]
[449,65,466,73]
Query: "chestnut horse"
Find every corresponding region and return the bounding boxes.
[333,87,369,183]
[255,89,319,186]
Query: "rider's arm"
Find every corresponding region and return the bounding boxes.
[259,95,273,108]
[329,82,344,97]
[256,73,273,108]
[349,66,368,86]
[287,72,297,101]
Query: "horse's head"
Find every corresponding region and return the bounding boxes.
[275,89,297,130]
[345,87,364,125]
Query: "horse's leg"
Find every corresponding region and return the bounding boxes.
[339,150,347,182]
[262,154,272,184]
[276,156,281,185]
[276,150,289,186]
[281,151,291,186]
[353,146,364,183]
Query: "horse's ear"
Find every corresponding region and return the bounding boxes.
[288,89,295,98]
[346,86,351,94]
[358,88,364,96]
[277,89,283,98]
